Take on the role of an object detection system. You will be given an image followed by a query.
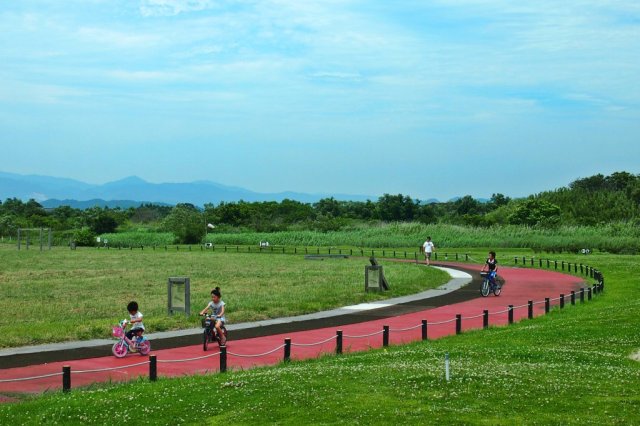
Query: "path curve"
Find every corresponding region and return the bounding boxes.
[0,264,587,395]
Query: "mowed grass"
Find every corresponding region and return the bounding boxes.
[0,245,449,348]
[1,252,638,424]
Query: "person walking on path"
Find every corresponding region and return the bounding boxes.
[422,236,435,265]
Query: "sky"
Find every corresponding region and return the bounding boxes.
[1,0,639,200]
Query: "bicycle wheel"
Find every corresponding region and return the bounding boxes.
[138,340,151,356]
[112,341,127,358]
[203,330,209,351]
[480,279,490,297]
[493,283,502,296]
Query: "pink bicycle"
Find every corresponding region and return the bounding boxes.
[112,319,151,358]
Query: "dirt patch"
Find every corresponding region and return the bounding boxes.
[630,350,640,362]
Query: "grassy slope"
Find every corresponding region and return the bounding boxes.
[1,252,638,424]
[0,246,448,348]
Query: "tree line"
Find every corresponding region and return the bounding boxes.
[1,171,638,244]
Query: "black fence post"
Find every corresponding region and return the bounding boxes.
[421,320,428,340]
[560,294,565,309]
[63,365,71,392]
[555,261,558,270]
[465,253,469,261]
[383,326,389,347]
[508,305,514,324]
[336,330,343,355]
[514,256,518,265]
[455,314,462,335]
[531,257,534,267]
[539,258,542,268]
[571,291,576,306]
[284,338,291,362]
[546,259,550,268]
[528,301,533,319]
[561,261,565,271]
[483,310,489,329]
[588,287,592,300]
[220,345,227,373]
[545,298,550,313]
[580,288,585,304]
[149,355,157,381]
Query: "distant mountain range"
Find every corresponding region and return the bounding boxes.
[0,171,380,208]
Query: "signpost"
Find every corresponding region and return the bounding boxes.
[168,277,191,316]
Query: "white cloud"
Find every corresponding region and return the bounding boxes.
[139,0,219,17]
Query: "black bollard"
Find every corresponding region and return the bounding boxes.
[545,298,550,314]
[580,288,585,303]
[421,320,428,340]
[571,291,576,305]
[560,294,565,309]
[336,330,343,355]
[220,345,227,373]
[508,305,514,324]
[588,287,592,300]
[149,355,157,381]
[284,338,291,362]
[483,310,489,329]
[383,326,389,347]
[63,365,71,392]
[528,301,533,319]
[456,315,462,335]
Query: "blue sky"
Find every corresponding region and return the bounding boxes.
[1,0,639,200]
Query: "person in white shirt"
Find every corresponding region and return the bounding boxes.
[422,236,435,265]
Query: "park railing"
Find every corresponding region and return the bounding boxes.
[0,270,605,392]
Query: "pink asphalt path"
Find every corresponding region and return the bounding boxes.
[0,264,586,395]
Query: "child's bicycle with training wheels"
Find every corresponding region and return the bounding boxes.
[201,313,228,351]
[480,271,502,297]
[111,320,151,358]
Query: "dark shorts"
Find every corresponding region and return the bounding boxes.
[126,329,144,340]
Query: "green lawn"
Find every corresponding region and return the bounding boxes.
[1,251,638,424]
[0,245,449,348]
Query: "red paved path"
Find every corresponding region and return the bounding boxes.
[0,264,585,395]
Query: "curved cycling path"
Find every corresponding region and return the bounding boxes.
[0,263,587,396]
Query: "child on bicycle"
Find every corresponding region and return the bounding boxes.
[199,287,226,345]
[125,301,145,342]
[481,251,499,286]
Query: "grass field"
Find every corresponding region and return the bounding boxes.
[0,245,449,348]
[1,251,638,424]
[201,222,640,253]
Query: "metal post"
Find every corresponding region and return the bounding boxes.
[571,291,576,306]
[528,301,533,319]
[580,288,585,303]
[421,320,428,340]
[149,355,157,381]
[284,338,291,362]
[508,305,514,324]
[63,365,71,392]
[545,298,550,313]
[220,345,227,372]
[560,294,565,309]
[455,315,462,335]
[383,326,389,347]
[588,287,592,300]
[336,330,343,354]
[483,310,489,329]
[17,228,21,250]
[39,228,43,251]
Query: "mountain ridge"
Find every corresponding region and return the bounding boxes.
[0,171,378,207]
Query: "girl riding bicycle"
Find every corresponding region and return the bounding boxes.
[199,287,226,346]
[481,251,499,287]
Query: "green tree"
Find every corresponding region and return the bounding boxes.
[508,198,561,227]
[162,203,204,244]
